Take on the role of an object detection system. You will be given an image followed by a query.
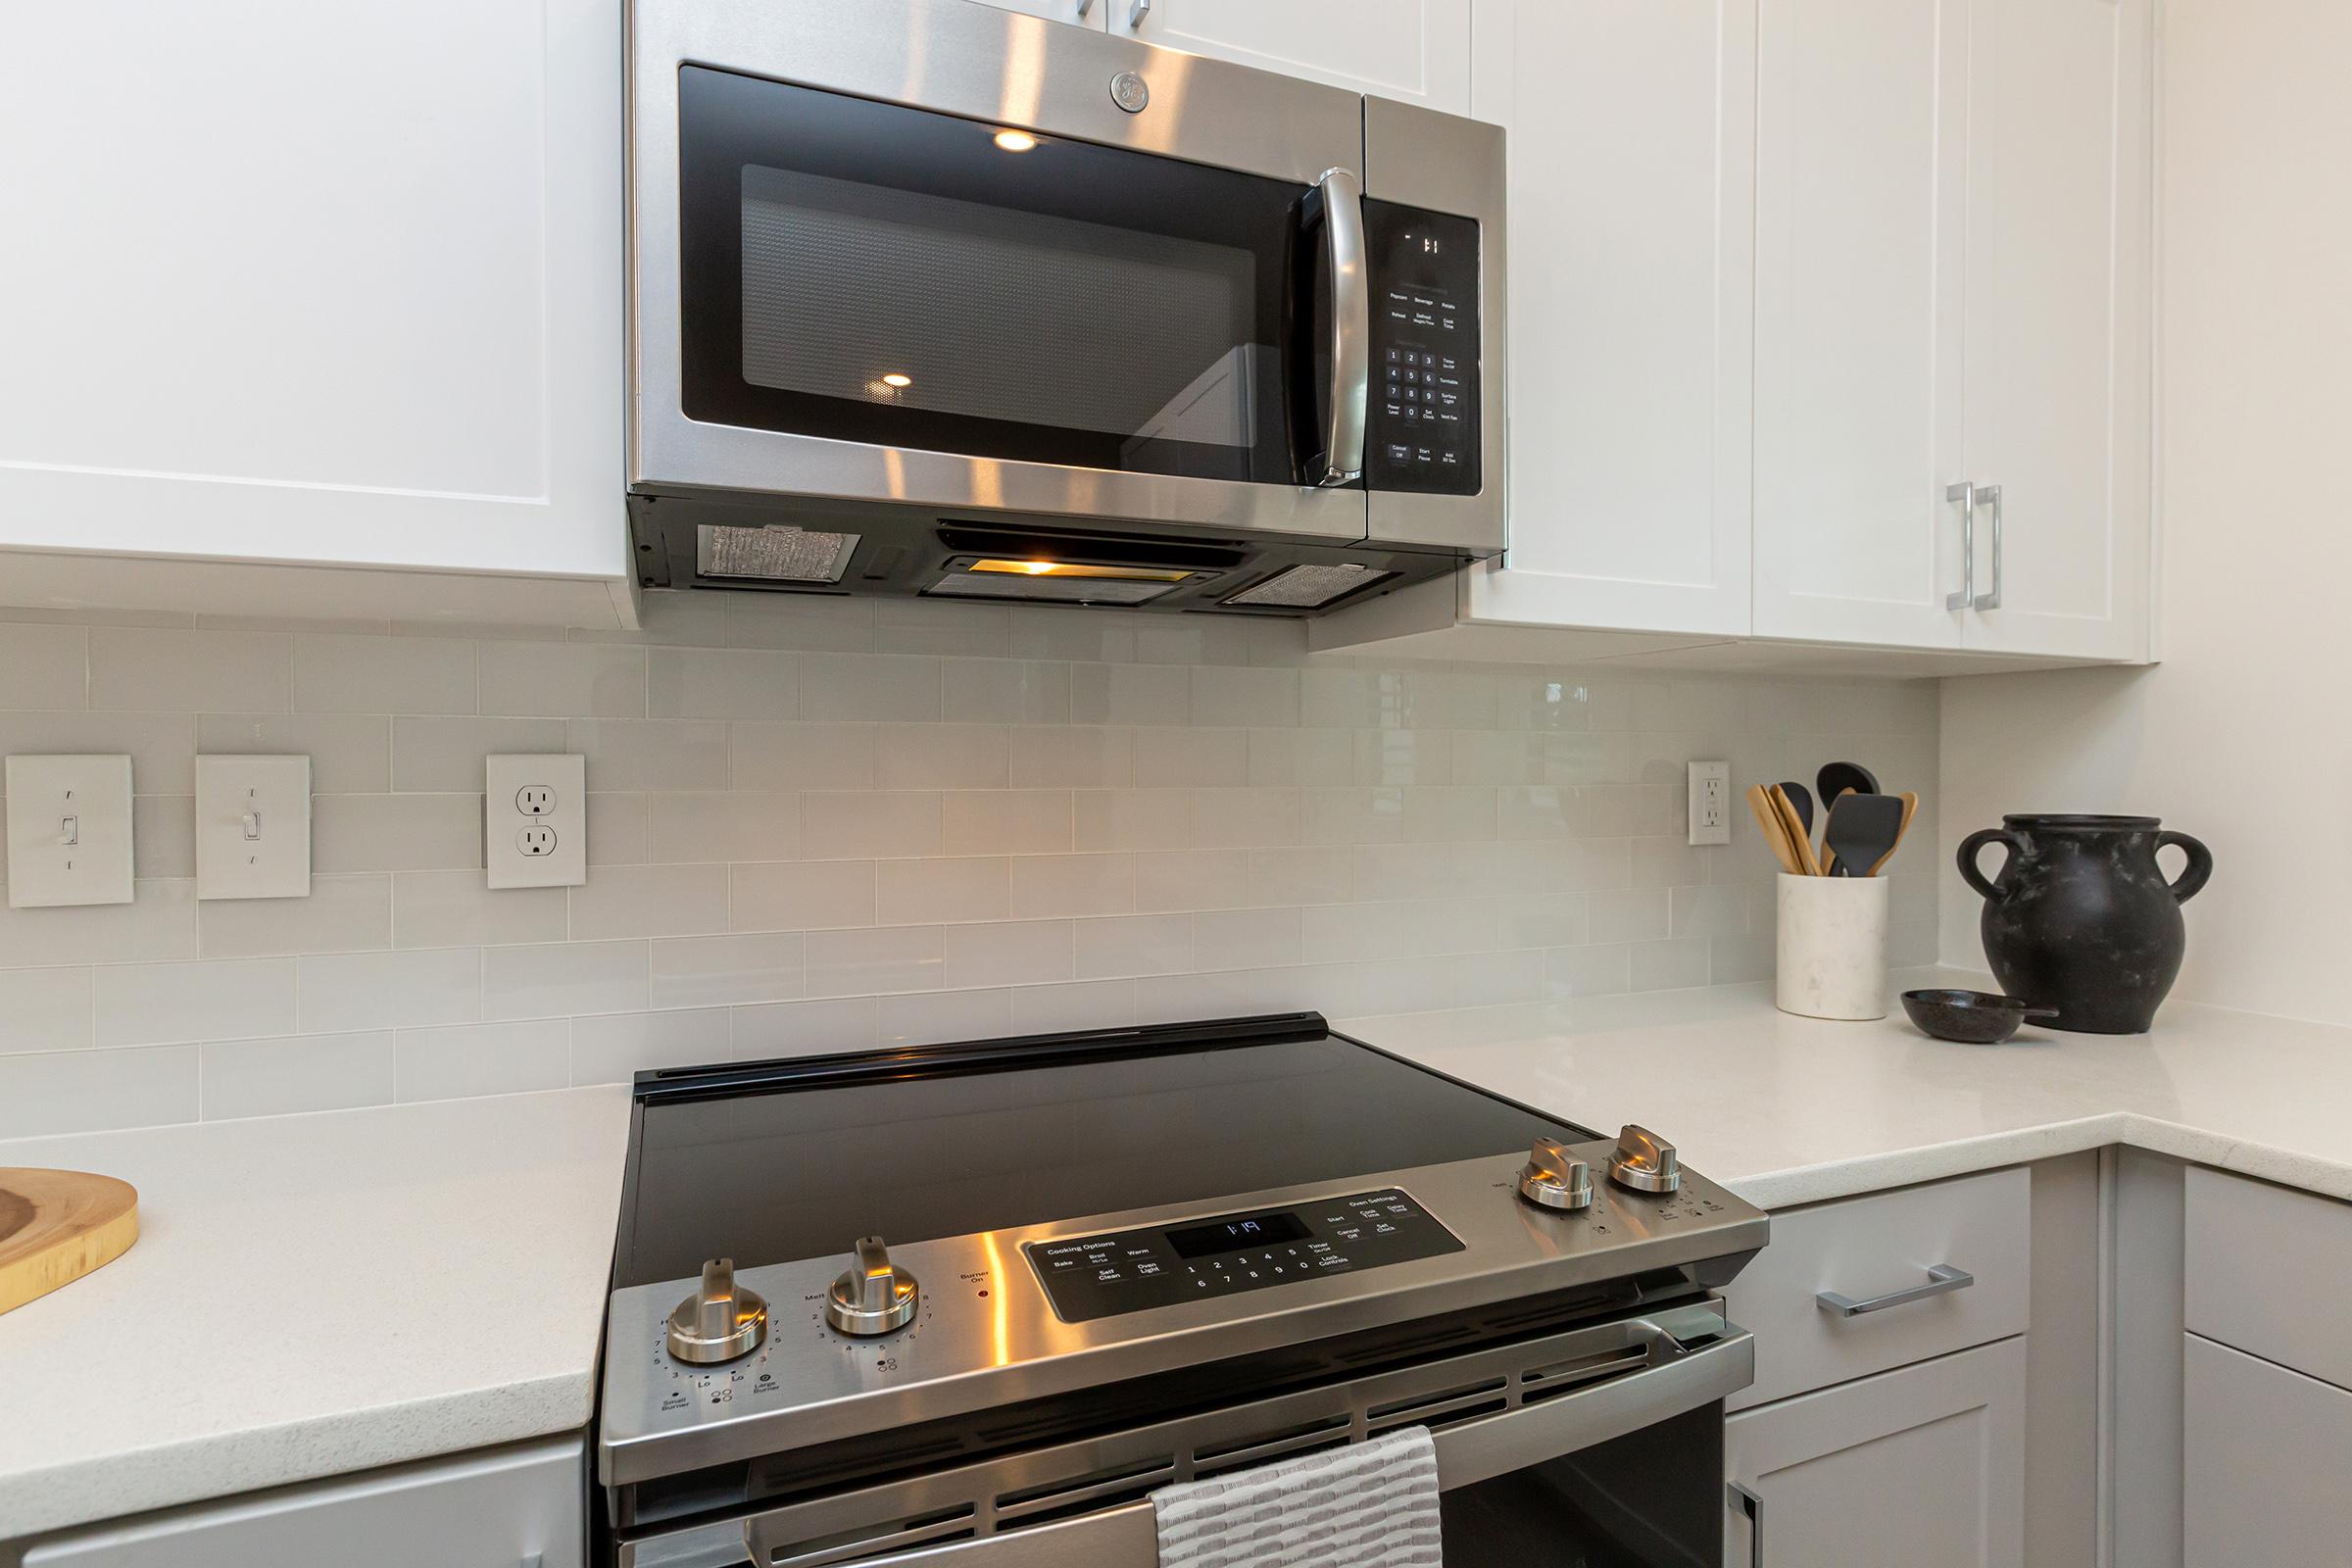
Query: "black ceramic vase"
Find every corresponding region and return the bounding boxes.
[1956,814,2213,1034]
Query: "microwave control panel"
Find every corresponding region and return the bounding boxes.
[1024,1188,1463,1323]
[1364,202,1482,497]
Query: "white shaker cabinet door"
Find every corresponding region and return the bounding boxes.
[1958,0,2153,660]
[2183,1334,2352,1568]
[1725,1338,2027,1568]
[1461,0,1757,639]
[1750,0,1970,649]
[1111,0,1471,115]
[0,0,626,586]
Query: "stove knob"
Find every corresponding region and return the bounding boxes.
[1516,1137,1593,1211]
[826,1235,920,1337]
[666,1257,767,1364]
[1607,1125,1681,1194]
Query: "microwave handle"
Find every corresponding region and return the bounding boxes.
[745,1313,1754,1568]
[1312,166,1371,488]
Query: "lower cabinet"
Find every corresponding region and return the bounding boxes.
[23,1437,583,1568]
[2183,1333,2352,1566]
[1725,1337,2027,1567]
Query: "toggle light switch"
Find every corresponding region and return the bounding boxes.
[5,756,134,908]
[196,755,313,901]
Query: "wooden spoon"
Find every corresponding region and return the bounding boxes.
[1745,784,1803,877]
[1865,791,1923,876]
[1769,785,1823,876]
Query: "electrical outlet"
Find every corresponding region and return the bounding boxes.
[1688,760,1732,846]
[486,755,586,889]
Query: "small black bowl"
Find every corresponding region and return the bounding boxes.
[1900,989,2061,1044]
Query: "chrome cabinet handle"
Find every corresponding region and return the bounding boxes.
[1972,483,2003,611]
[1729,1482,1764,1568]
[1312,167,1370,487]
[1127,0,1152,25]
[1816,1262,1975,1317]
[1944,481,1975,611]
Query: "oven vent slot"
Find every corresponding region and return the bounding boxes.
[994,1457,1177,1529]
[759,1506,977,1568]
[1328,1319,1481,1369]
[1519,1345,1651,1405]
[1364,1377,1510,1437]
[1191,1415,1354,1479]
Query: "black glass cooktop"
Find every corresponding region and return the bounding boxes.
[612,1013,1587,1290]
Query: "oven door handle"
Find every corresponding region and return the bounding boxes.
[741,1313,1754,1568]
[1311,165,1371,489]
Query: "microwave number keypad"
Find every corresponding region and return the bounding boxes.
[1025,1189,1463,1324]
[1365,202,1481,497]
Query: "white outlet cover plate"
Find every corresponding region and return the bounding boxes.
[1687,760,1733,847]
[196,755,313,901]
[486,754,586,890]
[5,754,135,908]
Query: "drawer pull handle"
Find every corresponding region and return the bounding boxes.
[1729,1481,1764,1568]
[1816,1262,1975,1317]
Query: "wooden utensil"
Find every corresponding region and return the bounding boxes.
[0,1168,139,1316]
[1866,791,1922,876]
[1822,791,1907,879]
[1745,784,1803,877]
[1775,781,1815,839]
[1768,785,1823,876]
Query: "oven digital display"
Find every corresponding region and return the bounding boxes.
[1162,1208,1312,1259]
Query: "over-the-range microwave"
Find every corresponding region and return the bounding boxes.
[625,0,1505,617]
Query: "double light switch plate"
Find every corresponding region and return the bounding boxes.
[5,755,134,908]
[195,755,313,900]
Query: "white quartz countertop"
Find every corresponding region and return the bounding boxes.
[1339,977,2352,1210]
[0,1086,631,1543]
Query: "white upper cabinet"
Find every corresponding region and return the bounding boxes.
[1465,0,1758,639]
[1754,0,2152,657]
[1112,0,1472,115]
[1958,0,2152,660]
[0,0,629,623]
[1749,0,1971,650]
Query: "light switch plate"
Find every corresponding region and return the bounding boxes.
[196,755,313,900]
[5,755,135,908]
[486,754,586,890]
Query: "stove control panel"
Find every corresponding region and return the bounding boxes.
[1024,1188,1462,1324]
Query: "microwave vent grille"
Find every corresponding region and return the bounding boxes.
[1224,564,1393,610]
[697,523,860,583]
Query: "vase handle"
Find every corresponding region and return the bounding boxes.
[2157,831,2214,904]
[1957,828,2022,901]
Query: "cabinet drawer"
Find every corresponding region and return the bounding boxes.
[2184,1166,2352,1390]
[25,1437,582,1568]
[2184,1334,2352,1564]
[1722,1167,2030,1410]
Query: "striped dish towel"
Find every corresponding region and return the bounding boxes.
[1151,1426,1444,1567]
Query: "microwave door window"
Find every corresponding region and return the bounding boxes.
[677,67,1315,486]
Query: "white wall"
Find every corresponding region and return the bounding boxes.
[0,593,1937,1138]
[1938,0,2352,1022]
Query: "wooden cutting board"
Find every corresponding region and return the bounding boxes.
[0,1168,139,1316]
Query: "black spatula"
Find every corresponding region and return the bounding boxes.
[1822,791,1906,878]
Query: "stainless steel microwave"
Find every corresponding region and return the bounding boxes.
[625,0,1505,616]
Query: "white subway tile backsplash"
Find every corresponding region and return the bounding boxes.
[200,874,391,958]
[0,1045,199,1138]
[201,1031,396,1119]
[313,793,482,873]
[648,648,801,721]
[0,624,87,710]
[480,940,643,1021]
[479,641,647,718]
[90,628,291,713]
[301,947,481,1033]
[0,966,94,1054]
[568,863,729,941]
[395,1018,571,1102]
[0,595,1936,1126]
[96,957,296,1047]
[292,634,472,714]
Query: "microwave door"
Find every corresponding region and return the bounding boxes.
[629,0,1374,542]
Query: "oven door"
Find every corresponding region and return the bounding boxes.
[629,0,1373,542]
[616,1302,1750,1568]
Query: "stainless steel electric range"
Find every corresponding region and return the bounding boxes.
[596,1014,1769,1566]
